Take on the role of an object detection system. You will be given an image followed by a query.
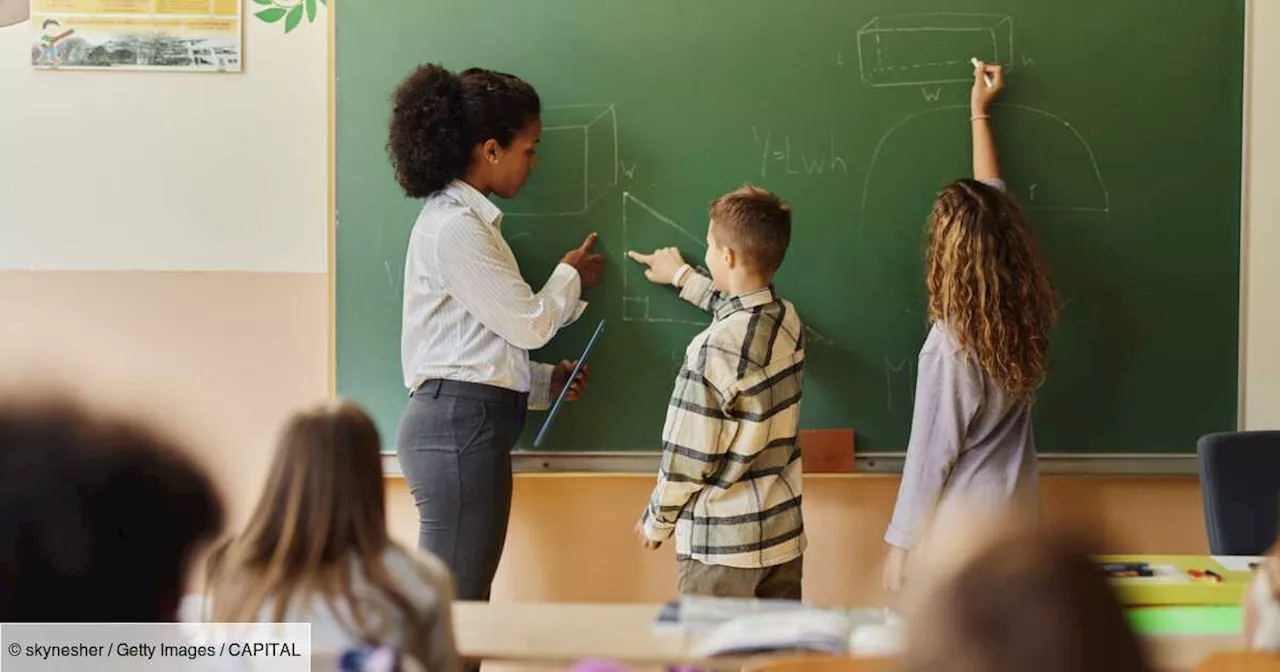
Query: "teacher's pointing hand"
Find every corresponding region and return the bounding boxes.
[562,233,604,287]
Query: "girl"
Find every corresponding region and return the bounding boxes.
[203,401,460,672]
[882,61,1059,592]
[388,63,600,602]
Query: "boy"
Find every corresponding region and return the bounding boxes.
[37,19,65,66]
[626,185,806,599]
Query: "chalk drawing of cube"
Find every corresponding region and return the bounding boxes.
[857,14,1013,88]
[505,104,618,217]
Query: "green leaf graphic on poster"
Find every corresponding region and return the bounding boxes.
[255,7,287,23]
[284,4,303,32]
[254,0,324,33]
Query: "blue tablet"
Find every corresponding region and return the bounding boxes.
[533,319,605,448]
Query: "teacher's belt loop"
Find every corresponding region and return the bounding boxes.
[410,380,444,399]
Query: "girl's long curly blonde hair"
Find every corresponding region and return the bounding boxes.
[926,179,1059,397]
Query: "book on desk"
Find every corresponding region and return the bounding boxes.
[653,597,902,657]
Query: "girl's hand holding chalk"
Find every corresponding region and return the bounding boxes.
[970,58,1005,116]
[971,57,994,88]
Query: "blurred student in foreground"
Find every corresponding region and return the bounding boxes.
[203,401,460,672]
[1244,541,1280,650]
[0,396,224,621]
[896,504,1153,672]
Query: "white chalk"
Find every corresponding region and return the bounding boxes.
[971,57,994,87]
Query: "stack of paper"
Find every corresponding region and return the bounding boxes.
[653,597,810,633]
[694,609,856,656]
[656,599,902,658]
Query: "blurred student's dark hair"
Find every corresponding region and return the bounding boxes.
[0,397,223,622]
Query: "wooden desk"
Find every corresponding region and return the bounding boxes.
[453,602,1242,671]
[454,602,703,666]
[1143,635,1245,672]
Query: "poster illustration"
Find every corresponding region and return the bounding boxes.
[31,0,241,71]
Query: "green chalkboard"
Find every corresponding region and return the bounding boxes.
[336,1,1244,454]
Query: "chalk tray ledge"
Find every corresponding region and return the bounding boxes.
[380,452,1200,476]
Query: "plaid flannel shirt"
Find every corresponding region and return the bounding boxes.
[640,270,806,569]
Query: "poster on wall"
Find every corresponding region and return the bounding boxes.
[30,0,241,71]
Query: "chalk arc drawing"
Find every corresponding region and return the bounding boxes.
[859,103,1110,234]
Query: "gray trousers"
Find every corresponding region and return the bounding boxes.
[396,379,528,601]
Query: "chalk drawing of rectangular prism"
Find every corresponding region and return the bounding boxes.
[857,14,1013,88]
[505,104,618,217]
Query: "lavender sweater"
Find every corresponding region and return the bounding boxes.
[884,322,1039,550]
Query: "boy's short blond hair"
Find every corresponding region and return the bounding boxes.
[709,185,792,275]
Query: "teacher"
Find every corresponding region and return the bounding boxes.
[388,63,602,601]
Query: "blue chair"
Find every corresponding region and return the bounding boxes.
[1197,431,1280,556]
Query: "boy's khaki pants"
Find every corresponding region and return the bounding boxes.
[676,555,803,600]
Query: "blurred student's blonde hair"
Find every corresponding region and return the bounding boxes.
[205,401,432,658]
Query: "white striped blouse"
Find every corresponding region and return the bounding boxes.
[400,179,586,410]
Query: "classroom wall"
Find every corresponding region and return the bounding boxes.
[0,15,327,272]
[0,10,330,532]
[382,475,1207,606]
[0,2,1276,603]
